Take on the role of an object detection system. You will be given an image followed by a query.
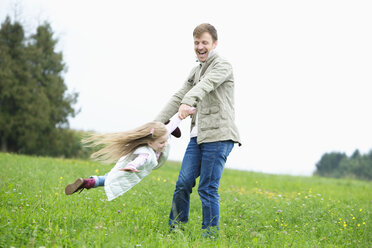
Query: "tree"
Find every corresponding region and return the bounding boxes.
[315,150,372,181]
[0,16,78,155]
[0,16,32,152]
[314,152,346,177]
[26,22,79,155]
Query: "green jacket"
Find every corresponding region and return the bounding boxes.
[155,52,241,145]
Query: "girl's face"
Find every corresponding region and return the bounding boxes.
[148,133,168,152]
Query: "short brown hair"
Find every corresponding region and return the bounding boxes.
[193,23,218,42]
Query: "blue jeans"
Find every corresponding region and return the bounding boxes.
[169,138,234,230]
[90,174,107,187]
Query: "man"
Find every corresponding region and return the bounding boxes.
[155,23,241,234]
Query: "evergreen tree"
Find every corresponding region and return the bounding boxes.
[27,22,78,155]
[0,16,33,152]
[0,16,78,155]
[315,150,372,181]
[314,152,346,177]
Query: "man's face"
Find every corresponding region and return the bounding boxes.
[194,32,218,62]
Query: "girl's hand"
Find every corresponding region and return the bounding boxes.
[120,167,140,173]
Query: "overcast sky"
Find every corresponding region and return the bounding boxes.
[1,0,371,176]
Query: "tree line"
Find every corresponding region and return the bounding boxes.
[0,16,91,158]
[314,149,372,181]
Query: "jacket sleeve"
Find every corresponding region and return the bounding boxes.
[165,114,182,136]
[154,67,197,123]
[181,60,232,107]
[125,153,149,169]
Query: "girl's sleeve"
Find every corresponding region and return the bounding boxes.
[165,114,182,136]
[125,153,149,169]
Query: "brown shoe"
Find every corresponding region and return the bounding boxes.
[65,178,84,195]
[65,178,96,195]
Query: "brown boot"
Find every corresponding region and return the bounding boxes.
[65,178,95,195]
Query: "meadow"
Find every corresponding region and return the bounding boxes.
[0,153,370,247]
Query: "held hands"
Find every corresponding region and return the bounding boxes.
[178,104,196,120]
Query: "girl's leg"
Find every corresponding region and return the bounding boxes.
[65,174,107,195]
[90,174,107,187]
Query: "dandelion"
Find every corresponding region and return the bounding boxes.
[363,222,365,225]
[123,203,126,207]
[359,209,362,212]
[60,177,63,180]
[163,179,167,183]
[95,169,99,173]
[344,223,347,227]
[357,224,360,227]
[352,217,355,220]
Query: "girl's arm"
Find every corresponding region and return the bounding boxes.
[165,108,195,136]
[165,114,182,136]
[119,153,149,172]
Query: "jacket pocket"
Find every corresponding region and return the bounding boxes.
[200,106,220,130]
[200,106,219,115]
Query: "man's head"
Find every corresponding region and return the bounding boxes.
[193,23,218,62]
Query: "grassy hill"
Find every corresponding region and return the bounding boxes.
[0,153,370,247]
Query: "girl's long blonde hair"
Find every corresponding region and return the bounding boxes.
[83,121,167,164]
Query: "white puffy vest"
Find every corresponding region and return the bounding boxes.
[104,144,170,201]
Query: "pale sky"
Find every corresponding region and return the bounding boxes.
[1,0,372,176]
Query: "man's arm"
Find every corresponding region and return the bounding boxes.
[154,67,197,123]
[181,60,232,108]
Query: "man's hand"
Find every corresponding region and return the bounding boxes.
[178,104,195,119]
[120,166,140,173]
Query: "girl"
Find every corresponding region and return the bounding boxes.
[65,112,191,201]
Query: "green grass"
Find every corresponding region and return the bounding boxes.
[0,153,371,247]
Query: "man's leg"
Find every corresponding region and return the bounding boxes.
[169,137,201,226]
[198,140,234,231]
